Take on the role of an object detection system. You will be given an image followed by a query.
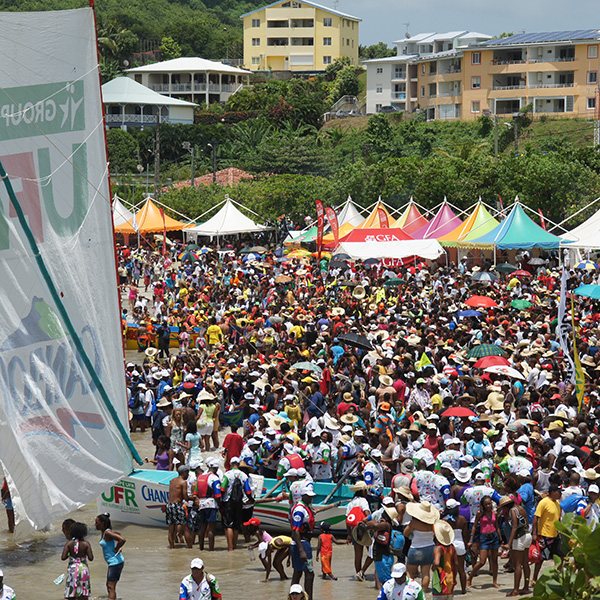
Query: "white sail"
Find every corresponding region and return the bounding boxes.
[0,8,137,530]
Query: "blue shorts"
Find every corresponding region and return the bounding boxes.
[375,554,394,582]
[291,540,312,572]
[107,561,124,582]
[407,544,435,566]
[198,507,218,524]
[3,497,13,510]
[480,532,500,550]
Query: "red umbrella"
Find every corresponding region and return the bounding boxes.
[442,407,477,418]
[512,270,532,277]
[465,295,498,308]
[473,355,511,369]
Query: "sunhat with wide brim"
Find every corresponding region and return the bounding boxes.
[433,520,455,546]
[497,495,516,509]
[379,374,393,387]
[384,506,399,522]
[349,481,369,493]
[454,467,472,483]
[340,413,359,424]
[352,522,373,547]
[406,500,440,524]
[145,347,158,358]
[393,485,414,501]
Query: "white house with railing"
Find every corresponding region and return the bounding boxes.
[102,77,197,130]
[126,57,252,106]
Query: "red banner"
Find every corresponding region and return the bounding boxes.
[325,206,339,247]
[315,199,325,259]
[538,209,547,231]
[377,206,389,228]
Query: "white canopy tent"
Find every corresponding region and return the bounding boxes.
[337,196,364,227]
[561,203,600,249]
[338,239,445,261]
[112,195,136,227]
[185,196,269,239]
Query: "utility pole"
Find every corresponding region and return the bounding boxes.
[154,114,161,198]
[494,115,499,159]
[182,141,195,187]
[212,137,217,183]
[594,85,600,150]
[513,113,519,154]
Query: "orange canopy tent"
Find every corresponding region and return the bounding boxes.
[115,198,188,234]
[358,201,396,229]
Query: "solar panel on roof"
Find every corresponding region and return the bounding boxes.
[479,28,600,46]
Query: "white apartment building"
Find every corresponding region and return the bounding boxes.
[364,31,492,115]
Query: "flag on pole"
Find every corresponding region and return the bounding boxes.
[557,268,576,385]
[325,206,339,247]
[131,212,139,233]
[498,194,505,217]
[158,207,167,256]
[571,296,586,411]
[315,199,325,260]
[538,209,547,231]
[377,206,389,228]
[416,352,432,371]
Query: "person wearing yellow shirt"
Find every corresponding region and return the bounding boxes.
[532,484,562,583]
[289,321,305,342]
[430,383,443,413]
[205,317,224,349]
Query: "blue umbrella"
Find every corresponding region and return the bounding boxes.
[574,284,600,300]
[458,310,482,318]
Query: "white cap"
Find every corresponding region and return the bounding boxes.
[517,445,528,454]
[391,563,407,578]
[190,558,204,570]
[290,584,304,594]
[301,483,316,497]
[464,427,474,434]
[452,437,461,445]
[371,449,383,458]
[382,496,395,506]
[189,459,203,470]
[297,467,307,477]
[206,458,220,469]
[440,461,453,471]
[589,484,600,494]
[230,456,241,463]
[342,425,353,433]
[517,469,531,478]
[284,468,299,478]
[444,439,454,447]
[446,499,460,509]
[474,472,486,481]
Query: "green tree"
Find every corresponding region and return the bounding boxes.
[359,42,396,60]
[106,128,140,172]
[366,113,393,153]
[159,36,182,61]
[324,56,351,81]
[327,66,360,104]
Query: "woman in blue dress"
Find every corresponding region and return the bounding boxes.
[95,513,126,600]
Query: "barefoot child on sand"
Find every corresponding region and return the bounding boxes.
[316,521,347,581]
[244,518,292,582]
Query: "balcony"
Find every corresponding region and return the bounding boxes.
[492,84,527,90]
[148,82,241,94]
[529,82,575,88]
[438,90,461,97]
[490,58,526,65]
[392,71,407,80]
[392,92,406,99]
[439,66,461,75]
[528,56,575,63]
[105,114,169,124]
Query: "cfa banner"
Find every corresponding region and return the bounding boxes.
[0,8,133,531]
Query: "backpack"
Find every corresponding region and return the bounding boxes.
[346,506,366,528]
[389,529,405,557]
[129,391,143,410]
[151,410,166,442]
[229,475,244,503]
[560,493,585,514]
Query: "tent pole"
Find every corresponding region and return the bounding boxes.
[551,196,600,230]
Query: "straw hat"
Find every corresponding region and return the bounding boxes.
[145,347,158,358]
[582,356,596,368]
[393,485,414,501]
[582,468,600,480]
[349,481,369,493]
[384,505,399,522]
[379,374,393,387]
[340,413,359,424]
[433,520,455,546]
[406,500,440,524]
[352,522,373,547]
[324,416,340,430]
[406,334,421,346]
[331,307,345,316]
[353,286,366,300]
[497,496,516,509]
[268,415,286,430]
[485,392,505,411]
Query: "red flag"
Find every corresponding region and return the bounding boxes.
[158,207,167,255]
[498,194,505,217]
[538,209,547,230]
[377,206,389,228]
[315,199,325,260]
[325,206,339,247]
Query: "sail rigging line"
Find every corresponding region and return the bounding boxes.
[0,159,143,466]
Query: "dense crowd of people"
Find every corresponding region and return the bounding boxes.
[6,238,600,600]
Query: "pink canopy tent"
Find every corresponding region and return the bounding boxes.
[413,200,463,239]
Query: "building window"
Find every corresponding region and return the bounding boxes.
[376,67,383,74]
[252,57,260,65]
[471,76,481,89]
[323,37,331,46]
[589,45,598,58]
[471,101,481,113]
[346,39,350,46]
[252,18,260,27]
[252,38,260,46]
[588,71,598,84]
[588,97,596,110]
[376,104,382,112]
[472,52,481,65]
[420,86,425,97]
[421,64,425,75]
[323,17,332,26]
[323,56,331,65]
[376,86,383,93]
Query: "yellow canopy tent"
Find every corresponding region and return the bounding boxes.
[115,198,188,234]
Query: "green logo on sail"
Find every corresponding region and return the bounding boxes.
[0,80,85,141]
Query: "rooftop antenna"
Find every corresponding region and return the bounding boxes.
[333,0,339,10]
[403,22,410,38]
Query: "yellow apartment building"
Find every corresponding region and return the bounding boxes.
[414,29,600,120]
[240,0,360,72]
